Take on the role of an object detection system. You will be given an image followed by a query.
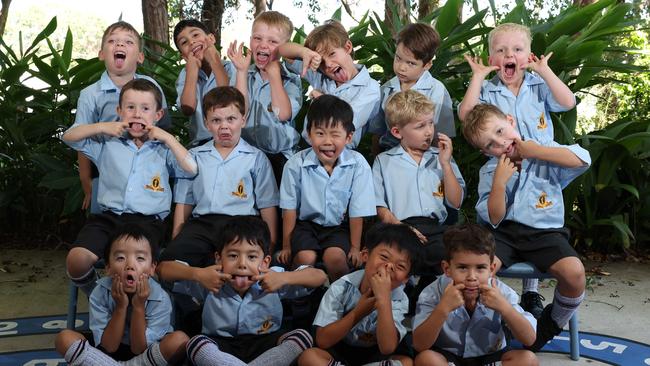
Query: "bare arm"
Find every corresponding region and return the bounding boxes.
[279,209,297,265]
[480,279,535,346]
[156,261,231,294]
[266,61,292,121]
[458,55,499,121]
[260,207,279,253]
[371,268,400,354]
[315,290,375,349]
[529,52,575,109]
[179,58,200,116]
[377,207,400,224]
[348,217,364,268]
[171,203,193,239]
[413,282,465,352]
[438,133,463,209]
[147,126,197,174]
[227,41,251,114]
[487,155,516,226]
[77,152,93,210]
[256,267,327,292]
[63,122,127,142]
[204,43,229,87]
[277,42,321,76]
[515,139,585,168]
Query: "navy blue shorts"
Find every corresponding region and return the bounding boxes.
[290,220,350,255]
[160,214,232,268]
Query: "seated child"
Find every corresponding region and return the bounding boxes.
[55,223,188,365]
[463,103,591,351]
[412,223,538,366]
[158,86,279,293]
[369,22,455,151]
[278,19,380,148]
[173,19,231,146]
[298,223,422,366]
[279,95,376,281]
[373,90,464,278]
[76,21,171,213]
[184,216,326,366]
[62,78,197,296]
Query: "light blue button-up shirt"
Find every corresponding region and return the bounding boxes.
[227,63,302,158]
[287,60,380,148]
[313,269,408,347]
[477,72,575,144]
[200,266,313,337]
[476,142,591,229]
[414,275,536,358]
[75,71,171,129]
[175,139,279,217]
[64,135,196,219]
[280,148,376,226]
[89,276,173,347]
[373,145,465,222]
[369,72,456,149]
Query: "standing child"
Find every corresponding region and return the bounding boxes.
[173,19,231,146]
[55,223,188,365]
[63,79,197,296]
[279,95,376,281]
[373,90,464,280]
[412,224,538,366]
[278,19,380,148]
[298,223,421,366]
[463,103,591,351]
[369,23,455,151]
[184,216,326,366]
[75,21,171,214]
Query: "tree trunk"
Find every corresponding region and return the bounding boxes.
[385,0,410,36]
[253,0,267,17]
[202,0,225,48]
[0,0,12,38]
[142,0,169,58]
[418,0,439,20]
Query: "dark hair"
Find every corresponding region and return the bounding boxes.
[395,23,440,63]
[173,19,211,50]
[462,103,508,148]
[215,216,271,255]
[119,78,163,110]
[442,224,495,262]
[306,95,355,134]
[102,21,142,51]
[202,86,246,117]
[104,223,159,263]
[364,223,422,274]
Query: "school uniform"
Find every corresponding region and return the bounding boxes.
[373,145,465,273]
[413,275,536,361]
[161,139,279,268]
[280,148,376,254]
[313,269,408,364]
[369,72,456,149]
[476,141,591,271]
[287,60,380,148]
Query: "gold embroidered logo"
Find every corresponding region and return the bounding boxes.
[535,192,552,208]
[257,317,273,334]
[432,182,444,198]
[145,174,164,192]
[537,113,547,130]
[231,179,248,199]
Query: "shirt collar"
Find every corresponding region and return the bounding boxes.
[385,144,439,160]
[301,147,355,168]
[484,72,544,93]
[348,64,370,87]
[196,138,256,155]
[385,71,434,93]
[248,61,293,80]
[99,71,146,92]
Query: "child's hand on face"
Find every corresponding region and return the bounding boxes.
[184,52,202,73]
[132,273,150,309]
[354,288,376,320]
[479,278,508,313]
[437,133,453,165]
[227,41,251,72]
[493,155,517,187]
[513,138,539,160]
[301,49,322,77]
[253,268,285,293]
[101,121,129,138]
[526,52,553,74]
[111,274,129,309]
[439,281,465,314]
[369,265,392,303]
[196,264,232,294]
[464,54,500,79]
[348,247,363,268]
[145,125,169,143]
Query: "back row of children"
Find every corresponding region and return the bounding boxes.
[57,10,591,366]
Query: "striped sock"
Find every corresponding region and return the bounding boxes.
[364,360,404,366]
[64,339,118,366]
[327,360,345,366]
[248,329,314,366]
[69,267,98,296]
[278,329,313,351]
[125,342,167,366]
[522,278,539,293]
[551,289,584,327]
[186,335,246,366]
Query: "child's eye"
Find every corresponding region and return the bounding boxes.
[408,61,416,67]
[380,254,388,260]
[397,265,406,271]
[248,255,258,260]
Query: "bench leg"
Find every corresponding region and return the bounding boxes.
[67,281,78,330]
[569,312,579,360]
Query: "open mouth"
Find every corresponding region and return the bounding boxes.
[256,51,270,64]
[233,275,253,288]
[319,149,335,158]
[192,44,203,56]
[125,273,136,287]
[331,66,346,81]
[504,62,516,78]
[218,133,232,140]
[114,51,126,67]
[129,122,145,132]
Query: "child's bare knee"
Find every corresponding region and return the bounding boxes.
[66,247,98,276]
[55,329,85,355]
[294,250,317,266]
[160,331,189,361]
[415,350,447,366]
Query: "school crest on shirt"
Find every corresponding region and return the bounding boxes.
[537,113,547,130]
[145,174,165,192]
[535,192,552,208]
[432,182,444,198]
[257,317,274,334]
[232,179,248,199]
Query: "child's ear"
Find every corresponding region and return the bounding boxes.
[344,132,353,145]
[208,33,216,45]
[149,261,157,276]
[360,248,369,263]
[390,126,402,140]
[441,260,451,276]
[137,51,145,64]
[506,114,516,127]
[155,109,164,123]
[214,252,221,265]
[261,255,272,269]
[423,59,433,70]
[489,261,497,276]
[98,49,106,61]
[344,40,353,55]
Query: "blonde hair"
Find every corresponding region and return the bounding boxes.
[385,90,435,129]
[304,20,353,57]
[101,21,142,51]
[252,11,293,41]
[488,23,531,54]
[462,104,507,148]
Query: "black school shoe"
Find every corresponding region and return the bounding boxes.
[528,304,563,352]
[520,291,545,319]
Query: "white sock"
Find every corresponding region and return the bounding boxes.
[522,278,539,293]
[363,360,403,366]
[551,289,584,327]
[249,329,313,366]
[64,339,119,366]
[186,335,246,366]
[122,342,167,366]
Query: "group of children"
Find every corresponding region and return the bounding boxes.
[54,10,592,366]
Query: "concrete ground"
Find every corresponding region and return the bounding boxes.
[1,249,649,365]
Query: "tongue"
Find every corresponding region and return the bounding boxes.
[130,123,144,132]
[257,54,269,63]
[334,68,347,81]
[505,66,515,77]
[115,57,125,68]
[234,276,249,288]
[322,150,334,158]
